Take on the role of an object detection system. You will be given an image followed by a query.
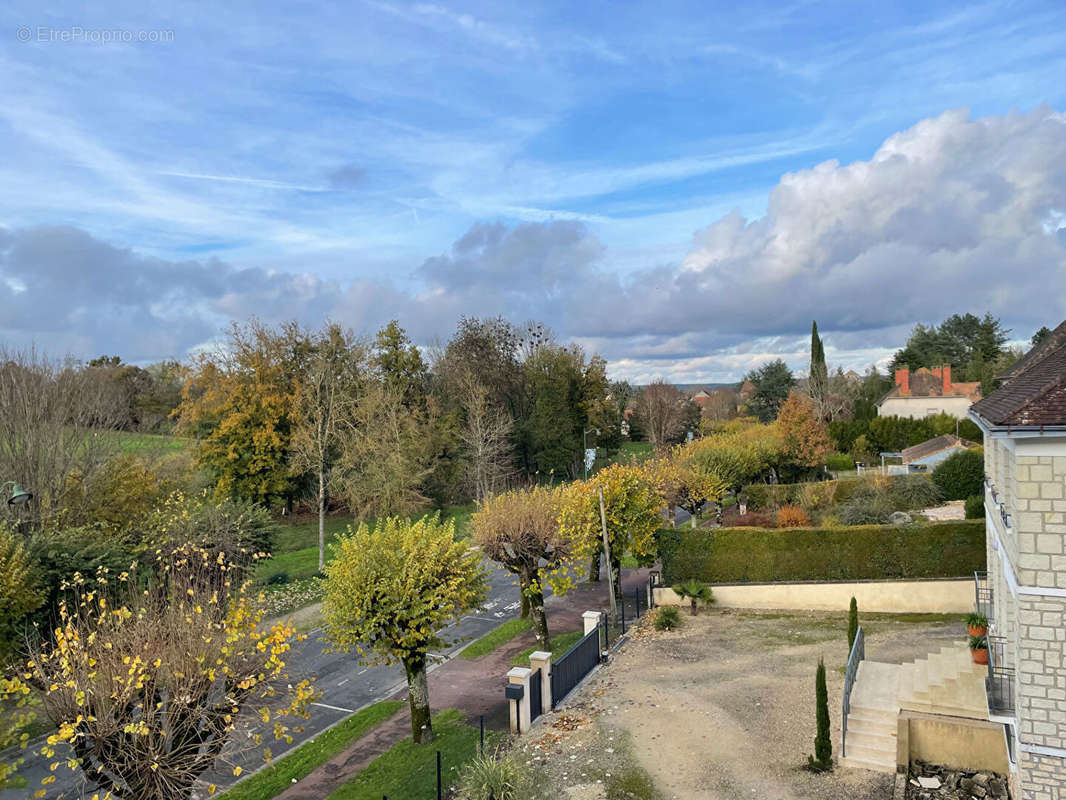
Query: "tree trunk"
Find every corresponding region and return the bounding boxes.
[404,657,434,743]
[317,467,326,572]
[520,591,531,619]
[610,556,622,603]
[521,566,550,650]
[690,599,698,616]
[588,547,600,582]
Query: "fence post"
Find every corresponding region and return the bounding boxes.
[621,594,626,633]
[436,750,442,800]
[479,714,484,756]
[506,667,532,734]
[528,651,553,715]
[634,587,640,617]
[582,610,602,636]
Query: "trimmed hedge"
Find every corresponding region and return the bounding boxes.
[657,520,985,584]
[743,474,939,514]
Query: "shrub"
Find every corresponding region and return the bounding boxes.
[809,658,833,771]
[965,494,984,519]
[825,452,854,471]
[266,571,290,586]
[672,579,713,615]
[731,511,776,528]
[838,495,893,526]
[0,525,41,663]
[654,606,683,631]
[656,520,985,584]
[456,752,533,800]
[847,597,858,651]
[776,505,810,528]
[887,475,942,510]
[932,449,985,500]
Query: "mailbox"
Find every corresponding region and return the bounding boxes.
[505,684,524,701]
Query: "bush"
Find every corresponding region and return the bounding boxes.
[456,752,533,800]
[932,449,985,501]
[654,606,683,631]
[837,489,893,526]
[266,571,290,586]
[0,525,41,663]
[731,511,776,528]
[825,452,854,471]
[776,505,811,528]
[886,474,942,510]
[965,494,984,519]
[657,520,985,584]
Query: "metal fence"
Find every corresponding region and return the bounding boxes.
[986,634,1015,716]
[974,570,992,622]
[551,624,602,707]
[841,625,865,759]
[529,667,543,722]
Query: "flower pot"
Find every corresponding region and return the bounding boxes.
[967,625,988,638]
[971,648,989,665]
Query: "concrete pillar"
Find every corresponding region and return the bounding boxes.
[582,610,602,636]
[507,666,532,734]
[528,651,552,716]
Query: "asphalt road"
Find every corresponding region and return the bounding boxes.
[3,560,529,800]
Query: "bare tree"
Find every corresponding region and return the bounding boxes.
[459,374,514,503]
[0,348,125,532]
[289,323,367,571]
[635,379,686,451]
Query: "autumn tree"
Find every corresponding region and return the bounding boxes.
[323,515,486,743]
[290,323,367,570]
[460,375,515,503]
[19,544,314,799]
[559,463,663,593]
[776,390,831,468]
[176,320,301,506]
[332,383,438,520]
[635,379,686,451]
[472,486,570,649]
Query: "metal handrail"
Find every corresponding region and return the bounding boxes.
[985,634,1015,716]
[841,626,865,759]
[974,571,992,623]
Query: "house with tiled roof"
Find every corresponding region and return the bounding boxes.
[877,365,982,420]
[968,317,1066,799]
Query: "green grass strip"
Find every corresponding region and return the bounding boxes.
[328,709,494,800]
[459,617,531,660]
[511,629,583,667]
[218,701,404,800]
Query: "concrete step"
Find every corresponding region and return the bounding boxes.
[841,754,896,772]
[849,706,898,726]
[841,742,896,771]
[845,727,896,753]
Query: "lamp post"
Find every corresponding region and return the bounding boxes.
[583,428,600,479]
[1,481,32,506]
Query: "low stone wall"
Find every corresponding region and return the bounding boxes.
[898,712,1010,777]
[653,578,972,613]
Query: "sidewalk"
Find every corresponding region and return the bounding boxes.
[276,568,650,800]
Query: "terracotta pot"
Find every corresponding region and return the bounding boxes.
[967,625,988,637]
[971,648,989,665]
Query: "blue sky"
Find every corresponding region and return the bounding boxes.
[2,1,1066,381]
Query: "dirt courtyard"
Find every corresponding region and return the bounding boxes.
[523,607,962,800]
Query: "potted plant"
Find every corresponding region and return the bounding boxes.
[965,612,988,637]
[969,634,989,665]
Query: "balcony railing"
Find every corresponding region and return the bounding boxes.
[985,634,1015,716]
[974,571,993,623]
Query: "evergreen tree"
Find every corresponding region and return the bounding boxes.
[1032,326,1052,348]
[743,360,795,423]
[848,597,858,651]
[808,321,829,420]
[809,658,833,771]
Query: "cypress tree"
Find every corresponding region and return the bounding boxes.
[809,658,833,771]
[809,320,829,419]
[847,597,858,651]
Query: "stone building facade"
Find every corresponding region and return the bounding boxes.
[971,320,1066,799]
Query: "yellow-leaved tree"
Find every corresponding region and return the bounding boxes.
[322,515,486,743]
[15,545,315,799]
[472,486,571,650]
[559,463,664,597]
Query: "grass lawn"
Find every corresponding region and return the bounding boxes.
[459,617,531,660]
[218,701,403,800]
[328,709,493,800]
[598,441,654,468]
[511,628,583,666]
[102,429,192,457]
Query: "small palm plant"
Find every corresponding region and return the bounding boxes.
[672,579,714,616]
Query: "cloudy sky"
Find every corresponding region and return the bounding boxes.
[1,1,1065,382]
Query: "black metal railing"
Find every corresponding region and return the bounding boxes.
[974,570,992,623]
[550,623,602,707]
[529,667,543,722]
[986,634,1015,716]
[841,625,865,759]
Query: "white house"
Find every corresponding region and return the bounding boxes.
[878,365,981,420]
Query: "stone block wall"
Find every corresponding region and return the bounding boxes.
[1019,750,1066,799]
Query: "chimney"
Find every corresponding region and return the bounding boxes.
[895,367,910,396]
[941,364,951,394]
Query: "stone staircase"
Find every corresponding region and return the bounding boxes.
[841,644,988,773]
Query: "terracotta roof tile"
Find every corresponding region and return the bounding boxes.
[971,320,1066,427]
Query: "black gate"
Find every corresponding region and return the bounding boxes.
[550,625,601,707]
[529,667,543,722]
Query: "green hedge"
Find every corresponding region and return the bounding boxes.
[743,474,938,512]
[657,520,985,584]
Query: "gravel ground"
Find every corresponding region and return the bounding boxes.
[516,607,961,800]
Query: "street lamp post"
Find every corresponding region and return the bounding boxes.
[583,428,600,479]
[1,481,32,506]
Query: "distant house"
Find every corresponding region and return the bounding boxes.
[877,365,981,420]
[900,434,978,471]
